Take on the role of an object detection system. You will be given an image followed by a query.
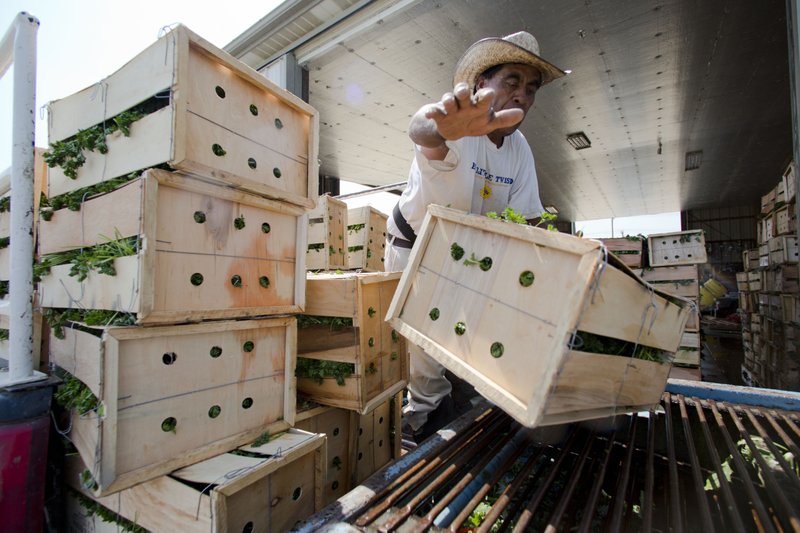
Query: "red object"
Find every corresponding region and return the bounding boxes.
[0,414,49,533]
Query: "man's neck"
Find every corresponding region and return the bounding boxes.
[487,131,505,148]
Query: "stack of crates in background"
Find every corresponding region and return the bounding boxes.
[306,194,348,271]
[738,160,799,390]
[634,230,706,370]
[346,205,388,271]
[33,25,367,531]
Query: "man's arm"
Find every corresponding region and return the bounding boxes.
[408,82,524,161]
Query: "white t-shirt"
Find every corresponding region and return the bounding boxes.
[388,130,544,238]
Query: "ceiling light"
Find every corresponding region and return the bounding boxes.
[566,131,591,150]
[685,150,703,171]
[544,205,559,215]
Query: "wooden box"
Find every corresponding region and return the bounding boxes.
[598,237,644,268]
[638,265,699,298]
[759,242,771,268]
[37,169,306,324]
[673,331,701,367]
[761,187,777,215]
[306,195,348,270]
[768,236,799,265]
[773,204,795,236]
[46,25,318,209]
[347,205,388,272]
[743,248,760,271]
[295,405,358,506]
[759,216,775,244]
[735,271,749,292]
[346,206,388,271]
[296,272,408,414]
[647,230,707,267]
[66,429,324,532]
[50,317,296,495]
[783,160,796,203]
[387,206,691,428]
[354,391,401,485]
[763,265,798,294]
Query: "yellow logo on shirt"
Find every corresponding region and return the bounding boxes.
[480,184,493,199]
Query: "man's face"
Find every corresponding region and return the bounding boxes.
[477,63,542,136]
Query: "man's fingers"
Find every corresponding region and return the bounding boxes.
[453,83,471,105]
[491,108,524,129]
[473,87,496,110]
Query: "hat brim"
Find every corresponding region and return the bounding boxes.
[454,37,567,88]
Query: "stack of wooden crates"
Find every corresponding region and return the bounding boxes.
[306,195,388,272]
[737,161,799,390]
[36,25,405,532]
[600,231,705,376]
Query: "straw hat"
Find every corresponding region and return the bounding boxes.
[453,31,567,88]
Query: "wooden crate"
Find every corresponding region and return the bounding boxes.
[46,25,318,209]
[768,236,799,265]
[37,169,306,324]
[759,216,775,245]
[598,237,644,268]
[638,265,699,298]
[354,391,401,485]
[673,331,701,367]
[735,271,749,292]
[295,405,358,506]
[306,195,348,271]
[761,187,777,215]
[66,429,324,533]
[742,248,760,271]
[50,317,296,495]
[783,160,796,203]
[783,294,800,324]
[346,206,388,272]
[647,230,707,267]
[759,242,771,268]
[297,271,408,414]
[763,265,798,293]
[773,204,796,236]
[387,206,691,428]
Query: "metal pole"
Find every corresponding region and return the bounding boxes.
[0,12,41,386]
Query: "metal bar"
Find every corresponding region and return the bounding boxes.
[643,411,655,532]
[446,431,529,532]
[693,400,747,533]
[1,12,40,387]
[544,432,596,533]
[577,431,617,533]
[512,428,582,532]
[723,403,800,531]
[666,379,800,411]
[707,400,776,533]
[663,393,684,533]
[334,181,407,200]
[763,409,800,460]
[373,410,509,531]
[609,415,639,532]
[677,395,715,532]
[354,407,505,528]
[743,408,800,494]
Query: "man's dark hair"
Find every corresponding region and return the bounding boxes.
[479,64,503,81]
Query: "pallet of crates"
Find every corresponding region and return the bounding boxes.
[296,271,408,415]
[64,429,326,532]
[346,206,388,272]
[306,194,347,271]
[598,236,644,269]
[44,24,318,210]
[387,206,692,428]
[295,391,402,506]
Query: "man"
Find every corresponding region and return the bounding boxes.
[386,31,567,441]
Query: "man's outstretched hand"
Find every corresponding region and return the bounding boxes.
[424,82,524,141]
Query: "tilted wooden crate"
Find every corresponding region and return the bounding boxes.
[66,429,324,532]
[296,272,408,414]
[598,237,644,268]
[46,24,318,209]
[647,229,707,267]
[387,206,691,428]
[346,206,387,271]
[50,317,296,495]
[37,169,306,324]
[306,195,348,271]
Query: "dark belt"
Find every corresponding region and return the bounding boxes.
[387,234,414,249]
[392,203,417,246]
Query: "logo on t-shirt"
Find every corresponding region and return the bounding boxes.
[471,162,514,186]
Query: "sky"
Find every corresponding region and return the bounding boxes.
[0,1,680,235]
